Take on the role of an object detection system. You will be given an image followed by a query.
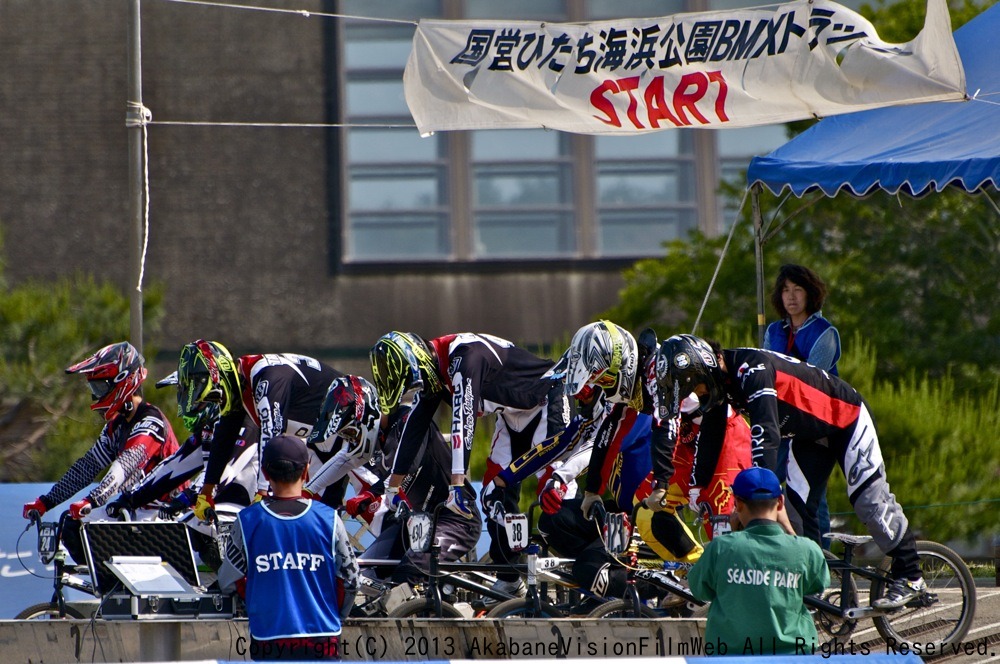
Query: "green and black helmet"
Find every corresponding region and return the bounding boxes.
[177,339,242,423]
[369,331,442,411]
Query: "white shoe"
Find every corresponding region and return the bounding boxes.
[873,577,926,610]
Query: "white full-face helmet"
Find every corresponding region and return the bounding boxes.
[563,320,639,404]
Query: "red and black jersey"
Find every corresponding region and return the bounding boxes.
[41,401,179,509]
[722,348,863,470]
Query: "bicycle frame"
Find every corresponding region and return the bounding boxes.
[804,539,894,621]
[598,501,705,614]
[397,502,528,615]
[28,511,97,617]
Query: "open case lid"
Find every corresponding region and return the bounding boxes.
[82,521,201,595]
[105,556,200,597]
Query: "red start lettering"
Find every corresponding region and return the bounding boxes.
[590,72,730,129]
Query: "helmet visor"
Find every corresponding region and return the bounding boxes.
[564,348,592,395]
[591,368,618,390]
[178,373,217,417]
[88,379,114,400]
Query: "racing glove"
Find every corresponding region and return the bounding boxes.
[23,497,47,521]
[580,491,602,521]
[23,496,48,521]
[157,491,195,521]
[345,491,378,517]
[480,484,506,522]
[645,487,668,513]
[194,493,217,523]
[69,498,92,520]
[104,494,133,520]
[383,485,409,510]
[447,485,476,520]
[540,479,567,515]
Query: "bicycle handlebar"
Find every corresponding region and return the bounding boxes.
[588,499,607,522]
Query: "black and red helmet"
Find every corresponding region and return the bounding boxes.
[66,341,147,421]
[308,375,382,462]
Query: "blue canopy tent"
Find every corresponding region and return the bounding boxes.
[741,1,1000,341]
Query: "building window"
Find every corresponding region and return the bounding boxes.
[337,0,790,266]
[471,130,575,258]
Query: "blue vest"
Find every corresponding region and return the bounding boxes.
[238,500,343,639]
[764,314,839,376]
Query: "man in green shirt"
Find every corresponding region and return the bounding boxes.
[689,467,829,656]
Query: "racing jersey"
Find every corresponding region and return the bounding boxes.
[721,348,864,471]
[205,353,341,485]
[586,378,673,491]
[125,417,260,509]
[390,333,563,477]
[41,401,179,509]
[307,406,474,535]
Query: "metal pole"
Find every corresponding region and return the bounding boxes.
[127,0,144,354]
[751,184,766,346]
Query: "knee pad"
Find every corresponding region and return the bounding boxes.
[638,510,702,562]
[575,560,626,599]
[851,474,908,552]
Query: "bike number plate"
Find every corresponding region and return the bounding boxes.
[503,513,528,551]
[406,512,433,553]
[709,514,732,538]
[38,522,58,564]
[604,512,629,554]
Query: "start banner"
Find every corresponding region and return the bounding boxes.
[403,0,965,135]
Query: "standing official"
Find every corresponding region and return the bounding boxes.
[220,435,357,661]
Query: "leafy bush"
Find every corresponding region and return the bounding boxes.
[0,271,165,482]
[827,335,1000,542]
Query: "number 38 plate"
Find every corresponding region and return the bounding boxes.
[503,513,528,551]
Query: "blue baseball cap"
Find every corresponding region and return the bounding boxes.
[731,467,782,500]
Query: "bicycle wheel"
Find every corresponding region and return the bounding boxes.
[485,597,565,618]
[16,602,86,620]
[388,598,465,619]
[814,549,859,640]
[871,540,976,652]
[586,598,658,619]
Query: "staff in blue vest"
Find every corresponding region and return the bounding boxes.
[220,434,358,661]
[763,264,841,548]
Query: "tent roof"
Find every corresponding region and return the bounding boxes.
[747,2,1000,197]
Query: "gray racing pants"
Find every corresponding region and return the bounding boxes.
[784,403,920,579]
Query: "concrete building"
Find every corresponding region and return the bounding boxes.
[0,0,785,370]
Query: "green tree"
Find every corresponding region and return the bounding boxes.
[606,0,1000,542]
[0,267,165,482]
[609,0,1000,386]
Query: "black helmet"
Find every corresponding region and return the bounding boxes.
[654,334,726,418]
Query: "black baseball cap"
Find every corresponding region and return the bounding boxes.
[262,434,310,470]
